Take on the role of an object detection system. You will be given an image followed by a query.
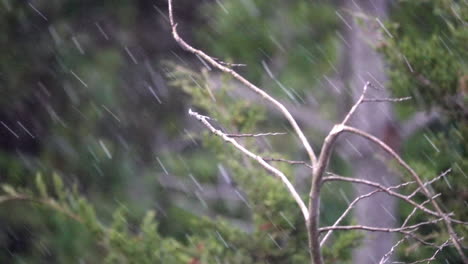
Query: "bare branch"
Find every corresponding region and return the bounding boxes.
[319,217,445,233]
[362,96,412,103]
[167,2,467,261]
[213,58,247,67]
[308,81,371,264]
[341,81,370,125]
[379,235,409,264]
[320,188,378,247]
[263,157,313,169]
[188,109,309,221]
[408,168,451,199]
[401,195,440,228]
[167,0,317,167]
[225,132,287,138]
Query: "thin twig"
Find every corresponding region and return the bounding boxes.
[263,157,313,169]
[408,168,451,199]
[402,194,441,228]
[362,96,412,103]
[341,81,370,125]
[225,132,287,137]
[379,235,409,264]
[319,217,445,233]
[215,59,247,67]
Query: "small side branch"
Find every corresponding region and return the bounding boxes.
[362,96,412,103]
[262,157,313,169]
[319,217,445,233]
[408,168,451,199]
[341,81,370,125]
[379,236,409,264]
[188,109,309,221]
[225,132,286,138]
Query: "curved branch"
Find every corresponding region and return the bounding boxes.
[167,0,317,167]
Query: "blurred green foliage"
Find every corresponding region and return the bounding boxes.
[197,0,339,99]
[381,0,468,262]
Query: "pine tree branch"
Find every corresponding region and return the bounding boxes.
[0,194,82,223]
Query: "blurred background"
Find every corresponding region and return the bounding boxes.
[0,0,466,263]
